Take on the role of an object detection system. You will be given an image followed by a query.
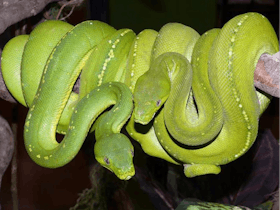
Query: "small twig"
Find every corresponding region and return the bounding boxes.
[56,0,82,20]
[153,185,175,210]
[55,0,70,20]
[60,5,76,21]
[135,166,177,209]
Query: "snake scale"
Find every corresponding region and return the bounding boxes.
[1,12,278,180]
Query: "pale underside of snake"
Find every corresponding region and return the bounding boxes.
[1,12,278,179]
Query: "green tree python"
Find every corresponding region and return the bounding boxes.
[1,20,135,180]
[133,13,278,177]
[1,12,278,179]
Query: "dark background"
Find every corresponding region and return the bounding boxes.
[0,0,279,209]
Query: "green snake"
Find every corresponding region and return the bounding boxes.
[1,12,278,179]
[1,20,135,180]
[133,12,279,177]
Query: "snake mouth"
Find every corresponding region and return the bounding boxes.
[116,167,135,180]
[101,164,135,180]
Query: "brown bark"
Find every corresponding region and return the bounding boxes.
[254,52,280,98]
[0,0,61,35]
[0,115,14,192]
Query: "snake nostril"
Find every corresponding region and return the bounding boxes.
[104,157,110,165]
[156,100,161,106]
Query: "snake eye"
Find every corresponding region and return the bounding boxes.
[131,149,134,157]
[156,100,161,106]
[104,157,110,165]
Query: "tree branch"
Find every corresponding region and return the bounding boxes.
[254,52,280,98]
[0,51,279,104]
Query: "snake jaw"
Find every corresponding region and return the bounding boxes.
[125,176,132,180]
[102,163,135,180]
[116,166,135,180]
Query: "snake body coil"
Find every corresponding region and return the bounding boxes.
[2,20,135,180]
[133,13,278,177]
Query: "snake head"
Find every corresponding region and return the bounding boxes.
[133,71,170,125]
[94,133,135,180]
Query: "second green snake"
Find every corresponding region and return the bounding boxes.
[133,12,278,177]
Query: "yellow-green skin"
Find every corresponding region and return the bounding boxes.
[1,20,135,180]
[133,13,278,177]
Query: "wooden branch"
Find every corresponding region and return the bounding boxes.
[254,52,280,98]
[0,51,279,104]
